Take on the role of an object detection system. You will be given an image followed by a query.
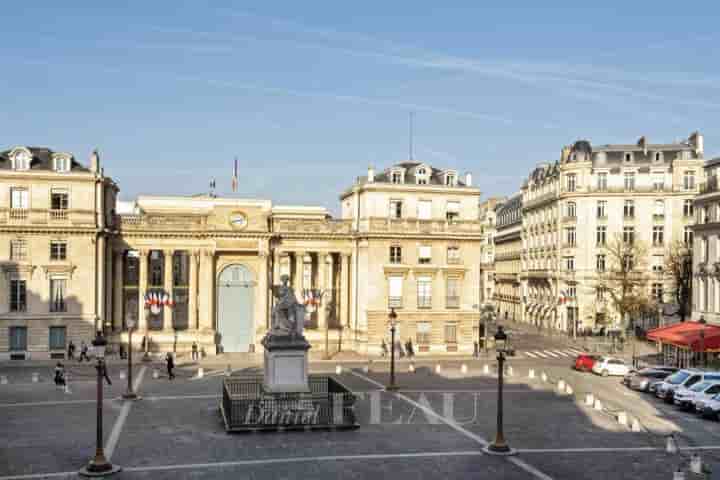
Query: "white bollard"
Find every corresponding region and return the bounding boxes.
[557,380,566,392]
[119,370,126,380]
[362,364,369,374]
[225,365,232,377]
[666,436,678,454]
[506,366,514,377]
[528,368,535,379]
[197,367,204,379]
[690,453,702,474]
[673,469,686,480]
[64,383,71,394]
[594,399,603,411]
[460,364,468,375]
[483,364,490,375]
[32,373,39,383]
[409,363,415,373]
[435,364,442,374]
[541,372,548,382]
[585,393,594,406]
[617,411,628,426]
[152,369,159,379]
[336,365,343,375]
[631,418,641,432]
[565,384,573,395]
[0,375,7,385]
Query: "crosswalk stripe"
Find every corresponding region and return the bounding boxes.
[532,351,549,358]
[524,352,538,358]
[568,348,584,355]
[553,350,572,357]
[543,351,559,358]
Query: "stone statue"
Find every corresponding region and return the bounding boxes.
[269,274,306,338]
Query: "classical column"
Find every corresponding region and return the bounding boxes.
[272,249,281,285]
[326,254,335,327]
[113,251,124,331]
[200,249,216,331]
[188,250,199,330]
[340,253,350,328]
[96,235,106,331]
[163,250,174,331]
[258,252,269,334]
[318,253,327,330]
[294,251,305,302]
[138,249,148,332]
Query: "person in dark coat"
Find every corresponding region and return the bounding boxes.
[166,352,175,380]
[54,362,66,387]
[78,341,89,362]
[380,340,388,357]
[405,339,415,358]
[191,341,199,361]
[396,340,405,358]
[67,341,75,360]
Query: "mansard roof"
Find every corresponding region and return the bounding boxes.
[0,146,90,172]
[366,161,467,186]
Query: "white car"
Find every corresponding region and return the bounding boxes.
[591,357,630,377]
[696,393,720,419]
[673,381,720,410]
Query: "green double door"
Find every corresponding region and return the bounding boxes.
[216,265,255,353]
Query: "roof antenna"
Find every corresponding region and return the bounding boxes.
[409,111,414,161]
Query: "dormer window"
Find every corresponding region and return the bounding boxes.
[415,166,430,185]
[445,173,457,186]
[53,155,70,173]
[624,152,633,163]
[654,152,663,162]
[11,149,31,171]
[391,170,403,184]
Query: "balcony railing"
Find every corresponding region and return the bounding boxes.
[9,208,28,221]
[0,208,95,226]
[366,218,482,234]
[388,296,402,309]
[446,296,460,309]
[417,296,432,309]
[48,209,69,221]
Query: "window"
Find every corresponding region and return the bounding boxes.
[624,152,633,163]
[446,277,460,308]
[418,245,432,264]
[624,200,635,218]
[389,245,402,264]
[388,277,403,308]
[417,276,432,308]
[49,326,66,350]
[684,227,694,247]
[654,200,665,217]
[10,280,26,312]
[565,257,575,271]
[597,173,607,191]
[597,200,607,218]
[50,241,67,261]
[568,286,576,298]
[124,252,139,286]
[652,283,663,302]
[623,227,635,245]
[445,174,456,186]
[446,201,460,221]
[623,255,635,271]
[566,174,576,192]
[596,288,605,302]
[50,279,67,312]
[655,152,663,162]
[652,173,664,191]
[596,226,607,246]
[444,323,458,343]
[652,255,664,272]
[149,250,164,287]
[652,226,664,246]
[446,246,460,264]
[416,322,431,344]
[389,200,403,219]
[51,189,69,210]
[53,156,70,172]
[12,150,30,170]
[10,188,28,209]
[684,171,696,190]
[391,171,402,184]
[596,254,606,272]
[702,237,709,262]
[684,200,694,217]
[566,202,576,218]
[624,172,635,190]
[10,239,27,261]
[565,227,576,246]
[9,326,27,351]
[417,200,432,220]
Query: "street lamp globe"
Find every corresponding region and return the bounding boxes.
[494,325,508,352]
[388,308,398,326]
[92,331,107,360]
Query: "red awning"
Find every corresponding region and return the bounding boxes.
[647,321,720,352]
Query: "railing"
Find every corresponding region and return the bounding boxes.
[118,214,207,230]
[274,218,353,235]
[446,296,460,308]
[700,177,719,194]
[388,297,402,308]
[9,209,28,221]
[48,209,69,221]
[417,297,432,309]
[367,218,482,234]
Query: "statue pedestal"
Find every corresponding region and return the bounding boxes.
[262,335,311,393]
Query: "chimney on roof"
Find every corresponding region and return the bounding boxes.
[465,172,472,186]
[367,165,375,183]
[638,136,647,155]
[90,149,100,174]
[689,131,704,156]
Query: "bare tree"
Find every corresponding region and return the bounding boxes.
[665,240,692,322]
[597,234,651,335]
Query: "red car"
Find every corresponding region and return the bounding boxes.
[574,354,600,372]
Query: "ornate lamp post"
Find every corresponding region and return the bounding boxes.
[80,332,120,476]
[699,315,707,368]
[484,325,516,456]
[387,308,399,391]
[122,319,139,400]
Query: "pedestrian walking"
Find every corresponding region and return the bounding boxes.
[405,339,414,358]
[54,362,66,387]
[166,352,175,380]
[396,340,405,358]
[191,341,199,361]
[381,340,388,358]
[78,341,90,362]
[67,340,75,360]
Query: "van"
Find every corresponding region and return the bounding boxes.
[655,369,720,403]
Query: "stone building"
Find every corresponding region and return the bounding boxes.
[478,197,504,304]
[692,156,720,324]
[0,147,116,359]
[0,150,482,358]
[493,193,522,324]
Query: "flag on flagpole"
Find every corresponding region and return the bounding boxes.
[231,157,238,193]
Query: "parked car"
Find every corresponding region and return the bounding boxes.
[656,370,720,404]
[591,357,630,377]
[624,367,678,392]
[697,394,720,420]
[573,354,600,372]
[673,381,720,410]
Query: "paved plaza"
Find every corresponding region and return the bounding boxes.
[2,344,720,480]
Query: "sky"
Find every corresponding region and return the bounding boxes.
[1,2,719,212]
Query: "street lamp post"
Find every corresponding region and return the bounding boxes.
[387,308,399,391]
[79,332,120,476]
[122,320,138,400]
[699,315,707,368]
[484,325,516,456]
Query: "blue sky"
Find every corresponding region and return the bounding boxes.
[2,2,719,211]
